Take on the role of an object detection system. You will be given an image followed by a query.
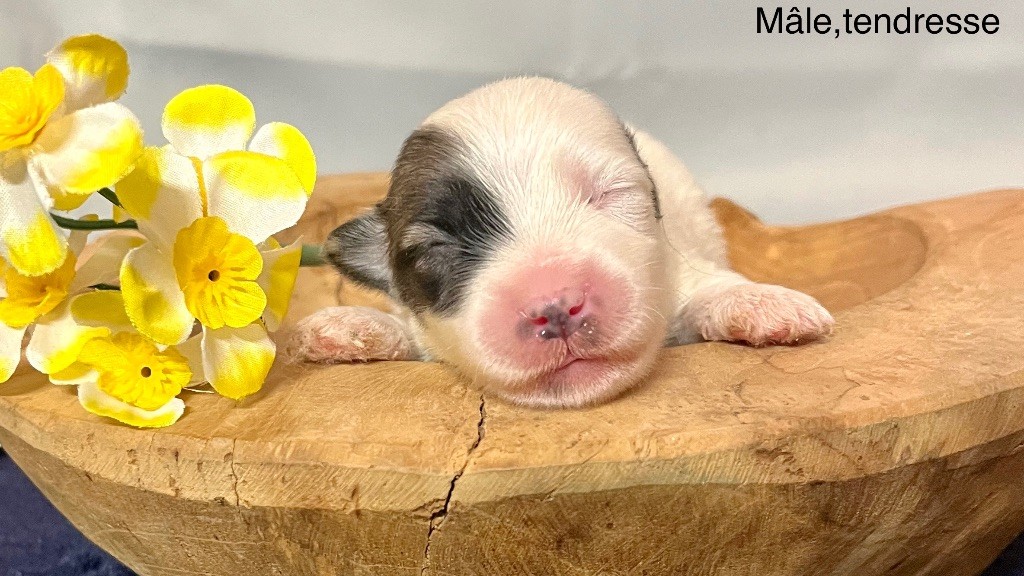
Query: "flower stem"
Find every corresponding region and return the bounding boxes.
[52,212,327,268]
[50,213,138,230]
[300,244,326,267]
[97,187,122,207]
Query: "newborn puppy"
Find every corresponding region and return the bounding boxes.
[292,77,833,407]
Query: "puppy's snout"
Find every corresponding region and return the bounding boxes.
[480,254,635,366]
[523,290,589,341]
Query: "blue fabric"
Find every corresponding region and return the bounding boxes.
[0,449,133,576]
[985,535,1024,576]
[1,447,1022,575]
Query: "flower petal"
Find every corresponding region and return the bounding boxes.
[26,299,110,375]
[0,64,65,153]
[249,122,316,196]
[78,378,185,428]
[112,204,132,223]
[204,151,306,244]
[202,324,275,400]
[70,232,146,292]
[69,290,134,333]
[120,243,195,345]
[162,85,255,160]
[31,102,143,196]
[46,34,129,110]
[176,334,205,385]
[0,250,75,328]
[66,215,98,256]
[0,323,26,383]
[49,361,96,385]
[50,188,92,211]
[0,153,68,276]
[115,146,203,251]
[256,240,302,332]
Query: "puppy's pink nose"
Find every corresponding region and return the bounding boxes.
[523,291,588,340]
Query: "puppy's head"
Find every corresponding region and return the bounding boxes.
[327,77,670,407]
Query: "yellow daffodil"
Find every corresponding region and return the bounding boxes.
[115,85,313,400]
[76,331,191,428]
[0,35,143,278]
[46,290,193,428]
[0,228,145,383]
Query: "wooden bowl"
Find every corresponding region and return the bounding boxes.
[2,174,1023,576]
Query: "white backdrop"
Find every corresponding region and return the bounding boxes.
[1,1,1021,224]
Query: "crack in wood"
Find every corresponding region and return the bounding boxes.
[421,394,486,575]
[229,439,240,506]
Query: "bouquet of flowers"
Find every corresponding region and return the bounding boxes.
[0,35,318,428]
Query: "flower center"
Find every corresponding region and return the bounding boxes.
[173,216,267,329]
[77,332,192,412]
[0,64,65,153]
[0,252,77,329]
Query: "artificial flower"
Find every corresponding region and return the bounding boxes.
[48,290,192,428]
[115,85,313,399]
[0,34,143,277]
[77,331,191,428]
[0,226,144,383]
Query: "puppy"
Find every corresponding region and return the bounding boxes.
[291,77,833,408]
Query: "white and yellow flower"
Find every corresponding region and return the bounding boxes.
[0,34,143,277]
[115,85,313,400]
[46,290,192,428]
[0,227,145,384]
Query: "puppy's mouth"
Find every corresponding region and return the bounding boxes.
[491,350,648,409]
[477,324,667,408]
[533,346,639,386]
[546,351,619,377]
[554,353,586,371]
[544,355,616,387]
[540,338,647,376]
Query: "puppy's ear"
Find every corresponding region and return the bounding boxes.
[324,207,392,293]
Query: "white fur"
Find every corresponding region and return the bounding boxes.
[292,77,834,407]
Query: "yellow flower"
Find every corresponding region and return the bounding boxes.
[75,332,190,427]
[0,230,145,383]
[0,34,143,278]
[174,217,266,328]
[0,253,76,328]
[115,85,313,399]
[0,64,64,152]
[45,291,193,428]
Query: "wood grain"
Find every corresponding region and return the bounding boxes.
[2,174,1023,575]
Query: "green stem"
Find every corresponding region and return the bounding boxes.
[52,212,327,268]
[300,244,326,267]
[50,213,138,230]
[97,187,122,207]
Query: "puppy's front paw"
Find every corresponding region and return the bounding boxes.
[287,306,415,363]
[690,283,834,346]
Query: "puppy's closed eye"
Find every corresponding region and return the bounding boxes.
[588,185,641,206]
[588,186,655,230]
